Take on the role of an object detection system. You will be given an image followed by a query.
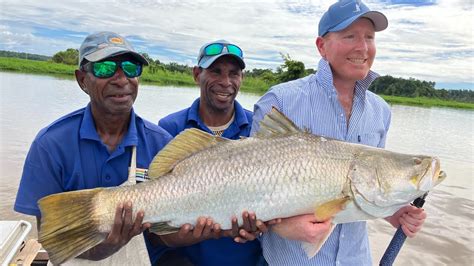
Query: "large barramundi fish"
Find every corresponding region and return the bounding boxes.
[38,108,446,264]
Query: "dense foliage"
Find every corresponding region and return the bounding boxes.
[52,48,79,65]
[370,76,474,103]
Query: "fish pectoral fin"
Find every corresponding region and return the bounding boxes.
[149,222,180,235]
[314,197,351,221]
[301,223,335,258]
[148,128,229,179]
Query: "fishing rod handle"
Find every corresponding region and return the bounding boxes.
[379,193,427,266]
[379,226,407,266]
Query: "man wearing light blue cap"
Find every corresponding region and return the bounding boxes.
[146,40,272,265]
[252,1,427,265]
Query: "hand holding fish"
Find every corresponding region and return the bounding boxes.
[385,205,426,238]
[159,211,274,246]
[159,216,220,247]
[231,211,282,243]
[78,201,150,260]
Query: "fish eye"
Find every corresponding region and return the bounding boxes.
[413,158,422,165]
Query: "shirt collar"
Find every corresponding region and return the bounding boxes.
[316,58,380,96]
[187,98,249,128]
[80,103,138,147]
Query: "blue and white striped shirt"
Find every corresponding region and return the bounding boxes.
[251,58,391,266]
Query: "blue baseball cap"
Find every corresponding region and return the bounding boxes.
[197,40,245,69]
[78,31,148,67]
[318,0,388,36]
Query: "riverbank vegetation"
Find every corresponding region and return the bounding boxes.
[1,49,473,110]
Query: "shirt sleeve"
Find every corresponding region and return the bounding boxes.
[377,103,392,148]
[14,139,63,217]
[251,90,282,136]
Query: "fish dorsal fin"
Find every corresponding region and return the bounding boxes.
[255,107,302,138]
[148,128,228,179]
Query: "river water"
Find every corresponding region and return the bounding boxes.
[0,72,472,265]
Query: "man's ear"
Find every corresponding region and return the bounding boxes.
[192,66,201,83]
[75,69,89,94]
[316,36,326,59]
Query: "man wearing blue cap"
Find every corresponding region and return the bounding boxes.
[145,40,269,265]
[14,31,172,262]
[252,1,427,265]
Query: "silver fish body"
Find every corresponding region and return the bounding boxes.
[96,131,443,231]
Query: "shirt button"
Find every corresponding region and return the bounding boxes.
[336,261,340,265]
[105,175,111,181]
[341,234,344,238]
[340,113,344,117]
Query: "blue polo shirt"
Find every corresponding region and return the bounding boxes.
[147,98,262,266]
[158,98,252,139]
[14,103,172,217]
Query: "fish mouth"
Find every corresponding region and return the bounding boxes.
[418,157,445,191]
[436,170,447,185]
[432,157,446,185]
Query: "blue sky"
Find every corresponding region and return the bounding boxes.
[0,0,472,90]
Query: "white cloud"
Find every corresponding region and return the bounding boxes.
[0,0,472,88]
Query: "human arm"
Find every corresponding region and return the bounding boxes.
[384,205,426,238]
[270,214,333,243]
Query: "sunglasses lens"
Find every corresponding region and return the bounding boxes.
[93,61,117,78]
[90,61,142,78]
[121,61,142,78]
[227,44,243,58]
[205,43,224,56]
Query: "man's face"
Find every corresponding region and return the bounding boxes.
[76,54,139,117]
[317,18,376,84]
[194,56,243,113]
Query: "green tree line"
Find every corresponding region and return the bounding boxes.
[2,48,472,103]
[0,50,51,61]
[370,76,474,103]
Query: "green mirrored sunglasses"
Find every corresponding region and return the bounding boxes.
[201,43,243,60]
[82,60,142,78]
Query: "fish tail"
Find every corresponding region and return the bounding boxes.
[38,188,106,265]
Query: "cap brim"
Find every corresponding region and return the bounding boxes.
[84,47,149,65]
[199,54,245,69]
[330,10,388,33]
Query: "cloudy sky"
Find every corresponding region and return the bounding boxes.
[0,0,472,90]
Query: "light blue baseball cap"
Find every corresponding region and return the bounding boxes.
[318,0,388,36]
[197,40,245,69]
[78,31,148,67]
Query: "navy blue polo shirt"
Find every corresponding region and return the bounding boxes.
[14,103,172,217]
[158,98,252,139]
[147,98,262,266]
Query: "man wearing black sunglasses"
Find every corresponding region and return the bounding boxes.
[146,40,271,266]
[14,31,172,263]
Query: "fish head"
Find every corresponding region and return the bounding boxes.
[349,151,446,218]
